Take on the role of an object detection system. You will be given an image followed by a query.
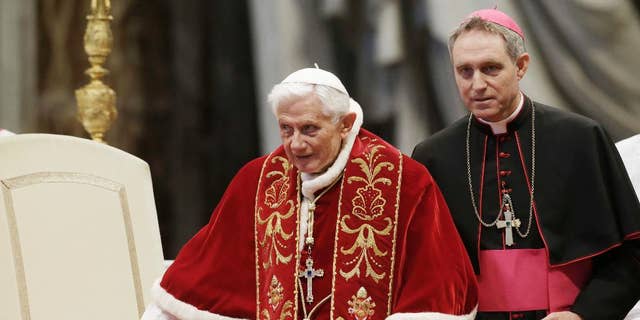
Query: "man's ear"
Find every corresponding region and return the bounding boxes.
[516,52,530,80]
[340,112,357,138]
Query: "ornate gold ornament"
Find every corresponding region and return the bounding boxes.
[257,156,296,269]
[261,301,293,320]
[348,145,394,221]
[339,144,394,282]
[265,156,294,209]
[75,0,117,143]
[279,301,294,320]
[267,275,285,310]
[339,217,392,282]
[347,287,376,320]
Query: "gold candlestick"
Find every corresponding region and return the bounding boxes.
[75,0,116,143]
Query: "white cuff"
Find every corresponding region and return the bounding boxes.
[385,306,477,320]
[149,279,247,320]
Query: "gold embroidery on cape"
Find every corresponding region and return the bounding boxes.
[255,156,270,319]
[348,144,394,221]
[265,156,293,208]
[330,168,349,320]
[261,300,293,320]
[386,154,403,315]
[339,143,394,282]
[257,156,296,269]
[280,301,294,320]
[347,287,376,320]
[268,275,284,310]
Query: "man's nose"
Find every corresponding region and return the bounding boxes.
[290,132,306,150]
[471,72,487,90]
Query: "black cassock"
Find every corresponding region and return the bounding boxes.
[413,95,640,320]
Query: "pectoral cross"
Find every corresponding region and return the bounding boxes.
[496,204,520,246]
[298,257,324,303]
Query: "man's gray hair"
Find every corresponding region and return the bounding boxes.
[448,16,526,61]
[267,83,350,124]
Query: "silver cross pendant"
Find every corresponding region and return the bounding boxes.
[298,257,324,303]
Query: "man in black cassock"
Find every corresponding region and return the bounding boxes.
[412,8,640,320]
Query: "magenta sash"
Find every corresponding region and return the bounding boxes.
[477,249,591,312]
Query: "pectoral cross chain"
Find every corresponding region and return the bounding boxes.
[298,257,324,303]
[496,206,521,246]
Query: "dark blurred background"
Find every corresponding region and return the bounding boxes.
[1,0,639,258]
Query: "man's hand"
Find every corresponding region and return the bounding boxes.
[542,311,582,320]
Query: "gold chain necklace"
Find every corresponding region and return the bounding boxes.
[465,100,536,239]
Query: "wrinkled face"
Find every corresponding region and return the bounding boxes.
[451,29,529,122]
[277,95,353,174]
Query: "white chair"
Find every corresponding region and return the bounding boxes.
[0,134,164,320]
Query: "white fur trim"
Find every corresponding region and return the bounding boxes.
[141,303,178,320]
[149,279,247,320]
[385,306,477,320]
[298,98,364,249]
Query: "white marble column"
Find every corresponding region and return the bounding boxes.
[0,0,37,133]
[249,0,306,154]
[248,0,333,154]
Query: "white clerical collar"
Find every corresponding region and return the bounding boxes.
[477,92,524,135]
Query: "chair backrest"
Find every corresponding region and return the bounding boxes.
[0,134,164,320]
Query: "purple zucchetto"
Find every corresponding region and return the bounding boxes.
[468,9,525,40]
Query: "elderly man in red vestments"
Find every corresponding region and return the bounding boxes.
[141,67,478,320]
